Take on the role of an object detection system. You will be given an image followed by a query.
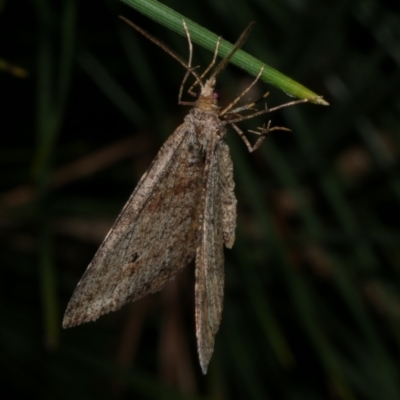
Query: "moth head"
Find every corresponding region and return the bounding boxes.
[196,78,219,112]
[202,78,216,96]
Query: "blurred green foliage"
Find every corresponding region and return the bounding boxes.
[1,0,400,399]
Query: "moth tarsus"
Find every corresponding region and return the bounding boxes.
[63,17,314,375]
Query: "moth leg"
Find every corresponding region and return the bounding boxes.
[249,121,290,136]
[187,36,222,96]
[220,65,265,117]
[232,120,289,153]
[227,91,270,115]
[231,122,257,153]
[228,97,314,125]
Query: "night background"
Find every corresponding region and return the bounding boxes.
[2,0,400,399]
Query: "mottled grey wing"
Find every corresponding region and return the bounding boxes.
[195,140,236,374]
[63,124,203,328]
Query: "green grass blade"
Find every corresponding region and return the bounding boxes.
[120,0,328,105]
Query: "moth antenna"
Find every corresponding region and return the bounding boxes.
[209,21,255,80]
[119,16,203,89]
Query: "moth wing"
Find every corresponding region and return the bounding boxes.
[220,140,237,248]
[195,140,236,374]
[63,124,203,328]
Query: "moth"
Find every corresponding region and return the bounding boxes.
[63,17,313,374]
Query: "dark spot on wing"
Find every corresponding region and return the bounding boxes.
[130,252,139,263]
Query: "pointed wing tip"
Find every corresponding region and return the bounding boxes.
[199,358,210,375]
[62,307,100,329]
[198,347,213,375]
[62,314,85,329]
[62,321,74,329]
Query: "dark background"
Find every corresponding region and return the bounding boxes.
[2,0,400,399]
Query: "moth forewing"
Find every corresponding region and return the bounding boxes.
[195,139,234,374]
[219,142,237,248]
[62,123,204,328]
